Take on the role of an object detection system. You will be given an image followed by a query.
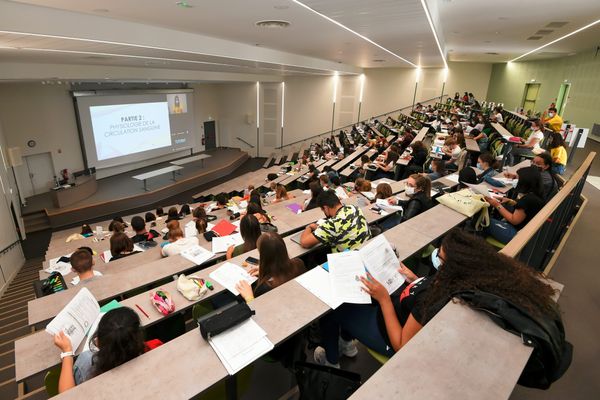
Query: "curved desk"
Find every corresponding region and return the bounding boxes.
[50,174,98,208]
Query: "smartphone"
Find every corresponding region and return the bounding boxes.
[245,256,259,266]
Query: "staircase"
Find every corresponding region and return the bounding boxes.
[21,212,50,235]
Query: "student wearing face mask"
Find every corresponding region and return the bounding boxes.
[508,119,545,164]
[380,174,433,231]
[476,152,505,188]
[531,153,560,200]
[543,107,564,133]
[484,166,545,244]
[299,190,370,252]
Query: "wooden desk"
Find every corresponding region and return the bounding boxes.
[340,149,378,178]
[332,146,370,172]
[465,137,480,152]
[51,174,98,208]
[492,122,514,140]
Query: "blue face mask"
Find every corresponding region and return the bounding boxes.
[431,248,443,270]
[476,162,483,170]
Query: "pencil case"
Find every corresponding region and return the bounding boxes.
[197,302,255,340]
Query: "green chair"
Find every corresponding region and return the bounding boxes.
[44,367,61,397]
[192,302,214,322]
[366,347,390,365]
[486,236,506,249]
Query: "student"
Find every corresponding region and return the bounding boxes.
[469,128,489,152]
[245,202,271,224]
[144,212,157,224]
[109,232,140,262]
[532,152,560,200]
[165,207,182,223]
[549,132,567,175]
[374,151,399,180]
[272,184,294,203]
[306,164,320,184]
[236,232,306,302]
[108,218,126,232]
[226,214,262,259]
[543,107,564,133]
[303,181,324,211]
[399,141,428,179]
[155,207,165,217]
[314,228,559,366]
[300,190,370,252]
[161,224,199,257]
[319,174,330,189]
[383,175,433,230]
[242,185,255,201]
[375,182,393,200]
[427,159,446,181]
[354,178,372,193]
[509,119,545,164]
[476,152,505,187]
[179,204,191,217]
[442,137,461,165]
[69,248,99,284]
[52,308,162,392]
[458,167,477,186]
[484,166,545,244]
[493,106,504,123]
[214,193,229,210]
[80,224,93,238]
[193,207,209,233]
[329,175,348,200]
[130,216,160,243]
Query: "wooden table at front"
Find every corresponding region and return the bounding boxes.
[132,165,184,191]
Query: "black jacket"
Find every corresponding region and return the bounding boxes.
[399,191,433,222]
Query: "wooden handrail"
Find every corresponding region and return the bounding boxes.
[500,151,596,258]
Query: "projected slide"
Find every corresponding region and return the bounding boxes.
[90,102,172,161]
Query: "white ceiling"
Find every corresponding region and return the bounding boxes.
[0,0,599,79]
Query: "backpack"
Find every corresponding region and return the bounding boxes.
[453,290,572,389]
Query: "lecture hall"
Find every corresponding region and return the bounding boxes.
[0,1,598,399]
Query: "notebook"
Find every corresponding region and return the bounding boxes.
[210,220,238,237]
[286,203,303,214]
[290,231,303,245]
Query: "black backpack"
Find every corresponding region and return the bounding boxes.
[454,290,572,389]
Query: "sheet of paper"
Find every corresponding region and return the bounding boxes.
[180,244,215,265]
[361,191,375,200]
[328,252,371,305]
[465,183,491,196]
[132,244,146,253]
[45,287,100,351]
[46,254,73,276]
[296,267,343,309]
[209,319,274,375]
[444,174,459,183]
[375,198,403,212]
[184,221,198,238]
[209,261,257,296]
[359,235,405,294]
[211,233,244,253]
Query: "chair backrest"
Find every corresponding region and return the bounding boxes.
[45,367,61,397]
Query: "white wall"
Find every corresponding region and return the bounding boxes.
[0,118,26,297]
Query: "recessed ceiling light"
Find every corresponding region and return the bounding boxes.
[92,8,109,13]
[372,59,385,62]
[255,20,291,28]
[175,1,193,8]
[485,52,499,55]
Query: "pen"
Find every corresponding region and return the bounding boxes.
[205,281,214,290]
[135,304,150,319]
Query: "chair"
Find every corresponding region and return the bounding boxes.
[44,367,61,397]
[366,347,390,365]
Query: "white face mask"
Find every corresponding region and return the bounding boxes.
[548,113,554,118]
[512,179,519,187]
[431,248,443,270]
[405,186,415,196]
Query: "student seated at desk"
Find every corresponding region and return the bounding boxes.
[213,193,229,210]
[242,185,255,201]
[427,159,447,181]
[319,174,330,189]
[508,119,545,164]
[354,178,372,193]
[531,153,560,200]
[145,212,157,227]
[52,308,162,393]
[245,202,271,224]
[179,204,191,217]
[374,151,399,180]
[329,175,349,200]
[398,141,429,180]
[382,175,433,231]
[236,232,305,302]
[226,214,262,259]
[458,167,477,187]
[484,166,545,244]
[442,137,461,165]
[70,248,100,284]
[130,216,160,243]
[165,207,182,223]
[81,224,93,238]
[375,182,392,201]
[315,228,559,367]
[108,217,126,232]
[155,207,165,217]
[476,152,505,188]
[271,184,295,204]
[300,189,370,252]
[109,232,140,262]
[161,223,199,257]
[303,181,324,212]
[306,164,320,184]
[193,207,209,233]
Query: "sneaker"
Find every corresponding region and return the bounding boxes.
[339,338,358,358]
[313,346,340,368]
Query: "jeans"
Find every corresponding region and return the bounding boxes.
[552,164,565,175]
[320,303,395,364]
[485,218,518,244]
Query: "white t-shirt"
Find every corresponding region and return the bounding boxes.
[495,113,504,123]
[450,146,461,161]
[526,130,544,150]
[161,236,199,257]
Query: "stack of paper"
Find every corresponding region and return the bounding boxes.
[375,198,403,213]
[209,319,274,375]
[180,245,215,265]
[209,261,257,295]
[45,254,73,276]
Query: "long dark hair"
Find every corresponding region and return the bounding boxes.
[257,233,305,288]
[516,166,544,198]
[239,214,262,253]
[421,228,557,323]
[91,308,145,376]
[247,202,270,222]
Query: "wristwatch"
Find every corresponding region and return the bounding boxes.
[60,351,74,359]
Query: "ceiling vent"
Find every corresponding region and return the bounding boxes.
[84,55,111,60]
[372,59,386,62]
[255,20,291,28]
[546,21,569,28]
[535,29,554,35]
[527,36,543,40]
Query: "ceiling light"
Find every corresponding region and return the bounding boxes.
[255,20,290,28]
[419,0,448,69]
[509,18,600,62]
[372,59,385,63]
[291,0,416,67]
